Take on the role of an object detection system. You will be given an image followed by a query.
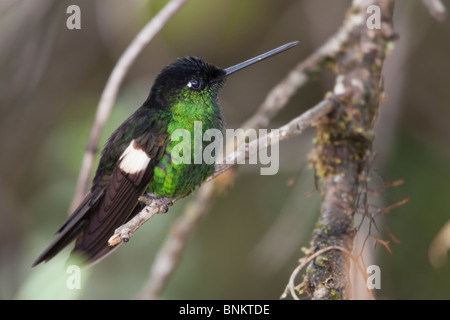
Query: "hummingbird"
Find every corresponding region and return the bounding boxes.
[33,41,299,267]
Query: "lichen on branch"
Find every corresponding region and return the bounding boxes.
[304,0,396,300]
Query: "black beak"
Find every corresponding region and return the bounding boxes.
[224,41,299,76]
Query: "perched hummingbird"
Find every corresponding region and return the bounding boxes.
[33,41,299,267]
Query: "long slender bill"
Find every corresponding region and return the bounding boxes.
[224,41,299,76]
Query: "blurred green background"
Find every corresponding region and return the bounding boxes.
[1,0,449,299]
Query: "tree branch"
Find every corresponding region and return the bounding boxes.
[69,0,189,212]
[108,98,335,247]
[212,99,335,179]
[422,0,447,21]
[303,0,395,300]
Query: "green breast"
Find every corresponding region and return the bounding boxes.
[147,100,223,198]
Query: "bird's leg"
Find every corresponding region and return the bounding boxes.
[138,192,173,213]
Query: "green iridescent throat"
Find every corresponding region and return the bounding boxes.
[147,86,223,197]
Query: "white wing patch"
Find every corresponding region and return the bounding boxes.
[119,140,151,174]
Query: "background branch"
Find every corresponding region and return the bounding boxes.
[69,0,189,212]
[109,98,335,248]
[422,0,447,22]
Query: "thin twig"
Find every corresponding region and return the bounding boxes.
[108,98,335,247]
[212,99,336,179]
[69,0,189,212]
[422,0,447,21]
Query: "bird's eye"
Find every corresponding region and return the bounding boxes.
[187,79,202,90]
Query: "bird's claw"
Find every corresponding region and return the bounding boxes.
[138,193,173,213]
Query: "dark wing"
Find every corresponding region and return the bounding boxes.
[33,130,167,267]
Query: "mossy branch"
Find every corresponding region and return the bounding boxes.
[301,0,396,300]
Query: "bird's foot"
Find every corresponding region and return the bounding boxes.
[138,193,173,213]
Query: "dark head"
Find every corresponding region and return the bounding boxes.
[148,56,226,109]
[146,41,299,109]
